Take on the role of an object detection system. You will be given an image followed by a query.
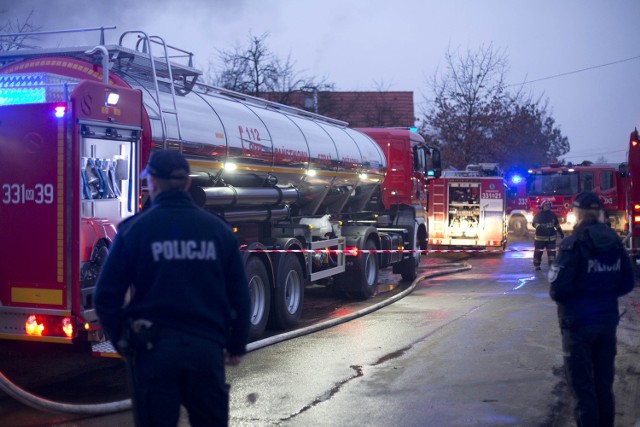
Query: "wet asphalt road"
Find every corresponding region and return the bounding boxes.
[1,236,639,426]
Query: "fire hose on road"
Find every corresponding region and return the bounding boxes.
[0,262,471,416]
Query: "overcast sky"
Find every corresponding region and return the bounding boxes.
[3,0,639,164]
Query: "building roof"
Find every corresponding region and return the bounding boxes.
[262,91,415,128]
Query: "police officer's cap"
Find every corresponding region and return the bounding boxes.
[141,150,190,180]
[573,191,603,210]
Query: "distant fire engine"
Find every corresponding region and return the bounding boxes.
[427,163,508,249]
[526,161,629,234]
[624,128,639,262]
[505,170,531,236]
[0,27,440,352]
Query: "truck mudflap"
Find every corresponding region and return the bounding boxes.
[92,341,120,358]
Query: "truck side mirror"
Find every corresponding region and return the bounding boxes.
[429,148,441,178]
[412,145,421,171]
[618,162,628,177]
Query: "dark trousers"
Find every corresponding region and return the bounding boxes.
[534,239,556,267]
[132,334,229,427]
[561,323,617,427]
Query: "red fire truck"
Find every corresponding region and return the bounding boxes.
[624,128,639,260]
[505,171,531,236]
[427,163,508,249]
[526,161,629,234]
[0,28,440,351]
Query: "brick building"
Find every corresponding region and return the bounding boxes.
[262,91,416,128]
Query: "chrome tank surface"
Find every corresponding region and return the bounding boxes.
[115,71,386,216]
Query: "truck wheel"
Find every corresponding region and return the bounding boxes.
[269,254,304,330]
[398,252,418,282]
[246,257,270,340]
[510,217,528,237]
[353,239,379,299]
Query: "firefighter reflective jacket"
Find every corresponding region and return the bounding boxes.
[532,209,563,241]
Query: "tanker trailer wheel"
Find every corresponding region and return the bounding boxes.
[246,257,271,340]
[269,254,305,330]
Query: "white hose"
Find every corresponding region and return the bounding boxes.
[0,262,470,415]
[248,263,471,351]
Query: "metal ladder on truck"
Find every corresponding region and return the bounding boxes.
[117,30,201,150]
[0,26,202,151]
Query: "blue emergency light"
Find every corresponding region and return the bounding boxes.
[510,175,523,184]
[0,73,74,107]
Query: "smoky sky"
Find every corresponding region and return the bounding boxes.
[2,0,640,164]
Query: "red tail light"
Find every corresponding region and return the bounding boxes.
[345,246,359,256]
[25,315,44,336]
[25,314,74,338]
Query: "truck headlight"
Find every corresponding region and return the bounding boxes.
[566,212,576,224]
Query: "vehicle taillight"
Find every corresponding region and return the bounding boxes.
[345,246,359,256]
[630,129,639,148]
[25,315,44,336]
[24,314,75,338]
[62,317,74,337]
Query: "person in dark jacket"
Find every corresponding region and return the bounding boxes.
[532,198,564,270]
[548,191,635,427]
[94,150,250,427]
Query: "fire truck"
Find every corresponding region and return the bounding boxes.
[0,28,440,350]
[624,128,640,261]
[427,163,508,249]
[526,161,629,234]
[504,170,531,236]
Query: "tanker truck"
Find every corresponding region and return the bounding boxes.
[0,27,440,352]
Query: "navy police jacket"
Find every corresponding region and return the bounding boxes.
[94,190,251,356]
[548,219,634,329]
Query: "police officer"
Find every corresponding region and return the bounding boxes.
[532,198,564,270]
[549,191,635,427]
[94,150,250,427]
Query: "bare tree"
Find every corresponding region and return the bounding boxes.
[0,10,39,51]
[595,155,608,164]
[208,32,333,103]
[420,44,569,169]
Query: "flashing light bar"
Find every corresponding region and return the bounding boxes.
[0,73,77,106]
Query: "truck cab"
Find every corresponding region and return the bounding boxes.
[526,162,629,234]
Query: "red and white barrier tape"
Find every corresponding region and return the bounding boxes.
[242,247,640,254]
[241,248,534,254]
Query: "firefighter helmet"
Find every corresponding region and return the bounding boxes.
[539,199,552,209]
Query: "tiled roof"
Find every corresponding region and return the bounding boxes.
[261,91,415,127]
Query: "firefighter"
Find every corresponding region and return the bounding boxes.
[548,191,635,427]
[94,150,250,427]
[532,198,564,270]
